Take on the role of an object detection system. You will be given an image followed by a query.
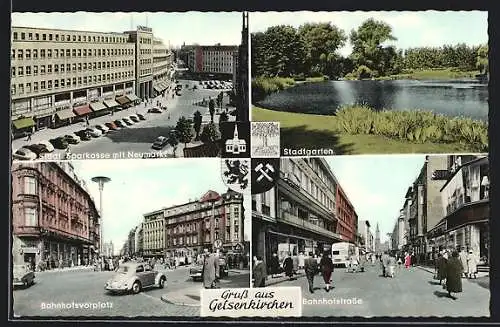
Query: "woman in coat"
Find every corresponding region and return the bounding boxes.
[253,256,267,287]
[320,252,335,292]
[404,252,411,268]
[283,253,294,279]
[446,251,463,299]
[435,252,447,286]
[467,250,479,279]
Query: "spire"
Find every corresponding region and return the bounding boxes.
[233,124,239,139]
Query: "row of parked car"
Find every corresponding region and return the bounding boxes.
[200,80,232,90]
[12,113,147,160]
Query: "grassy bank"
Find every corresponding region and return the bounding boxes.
[252,76,328,102]
[252,106,488,154]
[377,68,479,80]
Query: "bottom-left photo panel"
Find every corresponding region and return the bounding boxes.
[11,159,251,318]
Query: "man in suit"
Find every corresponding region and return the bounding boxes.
[253,256,267,287]
[304,252,319,293]
[202,248,220,289]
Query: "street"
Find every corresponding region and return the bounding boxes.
[12,266,249,317]
[12,79,234,160]
[271,264,489,317]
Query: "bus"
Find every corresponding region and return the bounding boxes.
[331,242,358,268]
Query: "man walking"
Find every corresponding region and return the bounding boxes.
[253,256,267,287]
[304,252,318,293]
[202,248,220,289]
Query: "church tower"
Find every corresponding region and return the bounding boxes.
[375,223,381,253]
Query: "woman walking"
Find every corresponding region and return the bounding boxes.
[404,252,411,269]
[283,253,294,280]
[467,250,479,279]
[446,251,463,300]
[320,252,335,292]
[435,252,447,286]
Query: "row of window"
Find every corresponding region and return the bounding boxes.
[139,58,152,65]
[140,49,152,55]
[140,69,152,76]
[12,61,134,78]
[12,72,134,95]
[139,37,152,45]
[23,207,90,237]
[12,48,134,60]
[13,31,129,44]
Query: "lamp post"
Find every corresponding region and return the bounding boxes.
[91,176,111,262]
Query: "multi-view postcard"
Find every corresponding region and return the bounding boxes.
[250,11,488,156]
[10,11,249,161]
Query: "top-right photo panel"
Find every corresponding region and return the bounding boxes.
[250,11,488,156]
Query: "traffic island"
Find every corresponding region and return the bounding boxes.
[160,286,202,307]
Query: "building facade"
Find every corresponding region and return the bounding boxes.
[182,44,238,76]
[252,158,343,266]
[12,162,99,269]
[134,223,143,257]
[335,184,358,243]
[142,209,165,258]
[358,220,374,253]
[10,25,170,132]
[102,241,114,257]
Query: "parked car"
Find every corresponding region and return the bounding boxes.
[105,122,119,130]
[23,144,49,156]
[95,124,110,133]
[49,137,68,150]
[122,118,133,126]
[75,130,92,140]
[114,120,126,128]
[64,134,80,144]
[13,264,35,288]
[104,262,166,294]
[13,148,37,160]
[86,128,102,138]
[38,140,55,152]
[129,115,140,123]
[151,136,169,150]
[189,261,203,281]
[137,113,146,120]
[147,108,162,114]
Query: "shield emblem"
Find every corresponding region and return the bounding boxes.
[251,158,280,194]
[220,158,250,193]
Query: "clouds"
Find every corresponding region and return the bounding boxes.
[325,155,426,242]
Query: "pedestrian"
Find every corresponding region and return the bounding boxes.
[202,249,220,289]
[404,252,411,269]
[467,250,479,279]
[304,252,319,294]
[252,256,267,287]
[26,132,32,142]
[411,252,417,266]
[435,252,447,286]
[298,252,305,271]
[320,252,334,292]
[381,252,390,277]
[459,247,468,278]
[269,253,280,278]
[283,252,294,280]
[65,146,71,160]
[445,251,463,300]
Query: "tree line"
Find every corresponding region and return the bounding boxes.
[251,18,488,79]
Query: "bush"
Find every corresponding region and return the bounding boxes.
[251,77,296,102]
[333,106,488,152]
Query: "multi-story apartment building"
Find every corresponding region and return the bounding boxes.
[11,162,99,269]
[102,241,114,257]
[358,220,374,253]
[335,184,358,243]
[427,155,489,265]
[182,44,239,76]
[391,208,406,250]
[152,36,174,96]
[127,227,137,256]
[10,25,170,133]
[142,209,165,258]
[134,223,143,256]
[252,158,343,265]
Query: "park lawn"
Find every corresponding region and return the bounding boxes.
[252,106,473,154]
[386,68,479,80]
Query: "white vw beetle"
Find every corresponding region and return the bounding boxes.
[105,262,166,294]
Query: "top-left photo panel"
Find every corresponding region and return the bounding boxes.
[11,11,249,161]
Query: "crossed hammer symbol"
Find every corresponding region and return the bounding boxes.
[255,163,275,182]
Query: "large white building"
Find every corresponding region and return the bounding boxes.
[182,44,238,76]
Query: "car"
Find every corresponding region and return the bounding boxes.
[13,264,35,287]
[137,113,146,120]
[105,262,166,294]
[189,261,203,281]
[75,130,92,140]
[64,134,80,144]
[147,108,162,114]
[39,140,55,152]
[23,144,49,156]
[129,115,140,123]
[105,122,120,130]
[86,128,102,138]
[13,148,37,160]
[49,137,68,150]
[122,118,133,126]
[113,120,126,128]
[151,136,169,150]
[95,124,110,134]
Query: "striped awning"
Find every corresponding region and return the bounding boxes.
[89,102,107,112]
[56,109,76,120]
[116,96,131,105]
[126,94,140,102]
[12,117,35,129]
[73,104,92,116]
[104,100,120,108]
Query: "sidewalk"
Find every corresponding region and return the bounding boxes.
[36,265,95,274]
[264,270,306,287]
[417,265,489,278]
[161,285,202,307]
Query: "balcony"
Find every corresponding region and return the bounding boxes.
[279,211,342,241]
[15,225,40,236]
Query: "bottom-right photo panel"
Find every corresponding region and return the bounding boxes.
[251,155,490,317]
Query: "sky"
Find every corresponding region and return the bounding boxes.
[325,155,427,243]
[250,11,488,57]
[70,159,251,255]
[11,12,243,48]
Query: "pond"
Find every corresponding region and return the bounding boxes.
[256,79,489,121]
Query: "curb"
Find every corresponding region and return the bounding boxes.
[36,267,95,274]
[160,294,201,307]
[264,272,307,287]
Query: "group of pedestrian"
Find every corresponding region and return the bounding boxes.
[435,248,479,300]
[380,252,397,277]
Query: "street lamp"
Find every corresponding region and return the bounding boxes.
[91,176,111,262]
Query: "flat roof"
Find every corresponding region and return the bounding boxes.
[12,25,131,36]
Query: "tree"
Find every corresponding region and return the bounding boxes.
[218,112,229,132]
[175,116,194,147]
[476,44,488,74]
[252,122,280,148]
[193,111,202,141]
[200,123,220,144]
[167,132,179,157]
[209,99,215,123]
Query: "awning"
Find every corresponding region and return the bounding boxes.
[89,102,107,112]
[103,100,120,108]
[12,117,35,130]
[116,96,131,105]
[56,109,76,120]
[73,104,92,116]
[160,82,168,90]
[126,94,140,102]
[154,85,162,93]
